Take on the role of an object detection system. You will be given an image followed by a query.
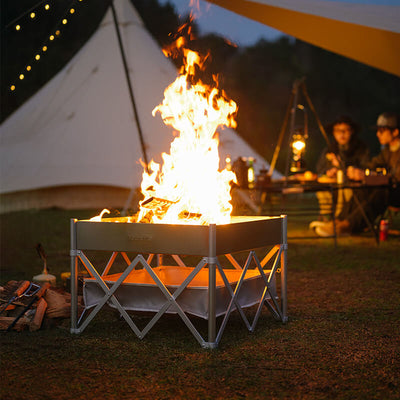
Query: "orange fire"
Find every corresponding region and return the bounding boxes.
[89,208,110,221]
[137,43,237,225]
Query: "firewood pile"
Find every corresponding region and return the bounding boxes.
[0,280,82,332]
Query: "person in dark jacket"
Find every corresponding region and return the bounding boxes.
[314,112,400,237]
[313,115,370,221]
[316,115,370,179]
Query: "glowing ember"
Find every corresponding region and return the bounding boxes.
[137,43,237,225]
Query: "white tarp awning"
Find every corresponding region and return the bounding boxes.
[205,0,400,77]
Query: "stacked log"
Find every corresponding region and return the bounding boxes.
[0,280,82,331]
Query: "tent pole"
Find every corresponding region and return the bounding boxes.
[110,2,148,214]
[268,90,294,177]
[284,79,302,180]
[301,82,330,146]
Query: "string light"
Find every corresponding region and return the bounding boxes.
[10,0,84,92]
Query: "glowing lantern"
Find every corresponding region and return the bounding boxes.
[290,129,307,173]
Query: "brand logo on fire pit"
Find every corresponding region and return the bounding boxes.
[128,233,153,241]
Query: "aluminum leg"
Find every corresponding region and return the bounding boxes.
[70,219,79,334]
[206,224,217,348]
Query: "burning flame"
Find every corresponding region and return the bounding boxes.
[90,209,110,221]
[137,44,237,225]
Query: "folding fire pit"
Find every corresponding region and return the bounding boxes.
[70,215,288,348]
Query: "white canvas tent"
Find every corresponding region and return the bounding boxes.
[206,0,400,77]
[0,0,271,213]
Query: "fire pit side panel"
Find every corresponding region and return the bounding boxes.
[75,221,210,255]
[215,217,284,254]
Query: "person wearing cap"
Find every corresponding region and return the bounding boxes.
[312,115,370,222]
[314,111,400,237]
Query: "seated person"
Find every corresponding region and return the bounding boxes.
[314,112,400,237]
[313,115,369,220]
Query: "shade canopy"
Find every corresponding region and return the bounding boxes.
[205,0,400,77]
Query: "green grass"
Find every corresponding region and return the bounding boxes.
[1,208,399,400]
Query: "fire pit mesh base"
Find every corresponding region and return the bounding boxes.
[83,266,269,319]
[70,216,288,348]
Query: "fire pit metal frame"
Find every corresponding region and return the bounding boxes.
[70,215,288,348]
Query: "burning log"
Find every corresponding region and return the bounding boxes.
[141,196,176,210]
[138,196,203,223]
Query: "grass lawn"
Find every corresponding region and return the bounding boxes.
[1,207,399,400]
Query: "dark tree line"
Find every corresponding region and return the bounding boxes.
[2,0,399,173]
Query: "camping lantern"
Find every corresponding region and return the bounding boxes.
[290,128,307,173]
[247,157,255,188]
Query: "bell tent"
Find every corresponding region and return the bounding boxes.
[0,0,270,213]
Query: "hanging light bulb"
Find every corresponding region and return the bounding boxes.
[30,12,36,19]
[49,35,55,40]
[290,129,308,173]
[19,74,25,80]
[247,157,255,189]
[62,19,67,25]
[15,25,21,31]
[70,8,75,14]
[10,85,16,91]
[55,30,60,36]
[35,54,41,60]
[42,46,48,52]
[45,4,50,10]
[26,65,32,71]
